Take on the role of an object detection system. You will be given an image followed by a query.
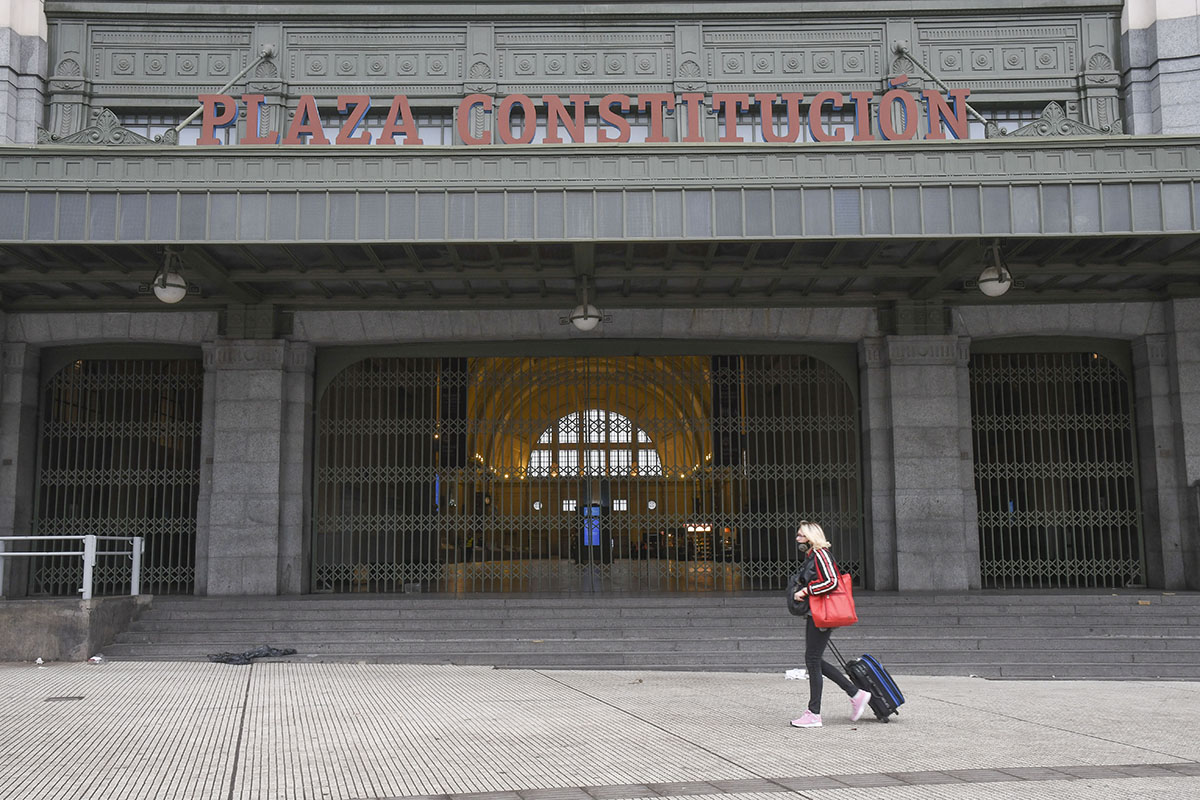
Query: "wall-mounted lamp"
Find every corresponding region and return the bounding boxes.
[560,276,611,331]
[152,247,189,304]
[976,240,1013,297]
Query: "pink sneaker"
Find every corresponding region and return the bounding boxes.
[850,689,872,722]
[790,710,822,728]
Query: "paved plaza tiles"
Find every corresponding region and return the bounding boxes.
[1,661,1198,800]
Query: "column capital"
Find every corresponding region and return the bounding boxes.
[203,339,286,371]
[885,335,970,367]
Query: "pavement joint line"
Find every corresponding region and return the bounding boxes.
[904,689,1199,763]
[531,669,764,781]
[351,762,1200,800]
[224,661,255,800]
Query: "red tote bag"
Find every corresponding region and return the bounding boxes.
[809,573,858,628]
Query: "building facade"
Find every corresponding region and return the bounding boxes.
[1,0,1198,598]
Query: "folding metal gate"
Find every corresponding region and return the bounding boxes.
[28,357,203,596]
[970,350,1144,589]
[313,353,862,593]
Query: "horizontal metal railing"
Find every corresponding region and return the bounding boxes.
[0,535,144,600]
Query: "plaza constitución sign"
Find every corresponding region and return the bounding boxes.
[197,79,971,145]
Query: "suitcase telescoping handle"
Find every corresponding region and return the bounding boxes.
[826,640,849,671]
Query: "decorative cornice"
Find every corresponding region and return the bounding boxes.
[885,336,970,367]
[37,108,179,146]
[986,101,1121,139]
[203,340,288,370]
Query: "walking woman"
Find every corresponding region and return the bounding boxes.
[790,521,871,728]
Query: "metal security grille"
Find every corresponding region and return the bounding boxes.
[970,351,1143,589]
[313,354,862,593]
[29,358,203,596]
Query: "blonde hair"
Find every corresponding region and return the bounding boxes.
[797,521,831,550]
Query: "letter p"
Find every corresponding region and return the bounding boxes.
[198,94,238,145]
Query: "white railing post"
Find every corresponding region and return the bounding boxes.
[0,538,6,598]
[130,537,143,596]
[81,535,97,601]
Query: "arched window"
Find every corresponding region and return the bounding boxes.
[529,409,661,477]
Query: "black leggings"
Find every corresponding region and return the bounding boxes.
[804,616,857,714]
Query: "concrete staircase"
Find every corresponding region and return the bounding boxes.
[102,591,1200,678]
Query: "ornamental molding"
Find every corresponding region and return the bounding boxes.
[203,341,290,370]
[885,337,970,367]
[705,30,882,43]
[985,101,1122,139]
[36,108,179,146]
[1137,335,1169,368]
[859,338,887,369]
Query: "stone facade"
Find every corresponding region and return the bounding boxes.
[0,0,47,143]
[1,2,1199,597]
[1122,0,1200,134]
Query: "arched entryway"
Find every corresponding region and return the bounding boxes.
[26,348,204,596]
[312,348,863,593]
[969,339,1144,589]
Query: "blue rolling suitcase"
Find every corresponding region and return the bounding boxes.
[829,642,905,722]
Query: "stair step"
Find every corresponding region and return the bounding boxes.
[102,591,1200,678]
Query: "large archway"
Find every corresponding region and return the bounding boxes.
[312,351,862,593]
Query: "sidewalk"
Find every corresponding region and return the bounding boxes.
[2,661,1198,800]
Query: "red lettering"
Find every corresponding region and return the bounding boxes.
[597,94,632,143]
[809,91,846,142]
[456,95,492,145]
[924,88,970,140]
[756,92,803,144]
[378,95,423,145]
[680,92,705,143]
[336,95,372,145]
[879,87,919,140]
[240,94,278,145]
[282,95,330,145]
[543,94,588,143]
[197,94,237,145]
[636,93,674,142]
[713,93,751,143]
[498,94,536,144]
[849,91,874,141]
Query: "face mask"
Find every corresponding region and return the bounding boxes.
[797,541,810,554]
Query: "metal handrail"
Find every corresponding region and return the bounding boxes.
[0,535,144,600]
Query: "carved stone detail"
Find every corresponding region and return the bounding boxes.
[37,108,179,146]
[985,101,1122,138]
[203,341,288,370]
[886,337,970,366]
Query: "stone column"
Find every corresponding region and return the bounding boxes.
[0,342,39,596]
[0,0,48,143]
[199,340,294,595]
[858,338,897,590]
[878,336,978,590]
[1166,299,1200,588]
[278,343,313,594]
[1122,1,1200,135]
[1133,334,1187,588]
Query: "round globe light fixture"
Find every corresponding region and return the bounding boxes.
[976,265,1012,297]
[569,303,603,332]
[153,271,188,304]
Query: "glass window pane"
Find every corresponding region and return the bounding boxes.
[612,499,628,511]
[537,428,552,444]
[558,413,579,443]
[610,450,632,475]
[638,449,662,476]
[610,414,632,443]
[528,450,551,476]
[583,450,605,476]
[585,409,607,443]
[558,450,578,476]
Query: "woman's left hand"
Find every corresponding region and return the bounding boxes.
[793,590,806,601]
